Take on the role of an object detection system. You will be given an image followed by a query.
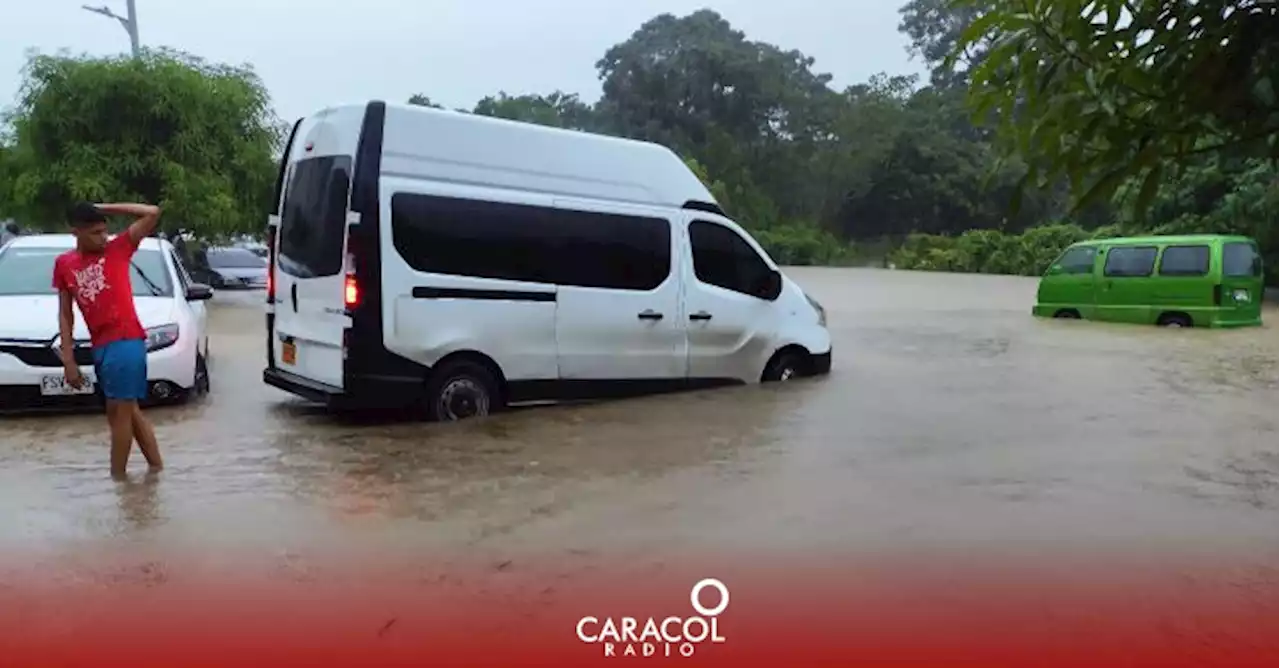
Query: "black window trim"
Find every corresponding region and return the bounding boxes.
[1156,244,1211,277]
[1103,245,1159,278]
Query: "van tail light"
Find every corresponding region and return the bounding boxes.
[343,227,361,312]
[266,225,278,303]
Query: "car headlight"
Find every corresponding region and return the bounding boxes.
[145,324,180,352]
[804,292,827,327]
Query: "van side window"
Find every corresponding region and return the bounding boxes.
[1103,246,1157,277]
[1057,246,1096,274]
[1223,242,1262,277]
[389,193,671,291]
[278,156,352,279]
[1157,245,1209,276]
[688,220,772,297]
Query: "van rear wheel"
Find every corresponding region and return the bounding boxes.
[424,359,501,422]
[1053,309,1081,319]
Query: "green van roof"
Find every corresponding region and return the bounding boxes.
[1072,234,1256,247]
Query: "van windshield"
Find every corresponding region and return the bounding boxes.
[1223,242,1261,278]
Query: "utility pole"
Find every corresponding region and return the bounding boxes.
[82,0,140,57]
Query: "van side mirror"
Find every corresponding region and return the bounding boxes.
[1046,264,1063,275]
[185,283,214,301]
[754,270,783,301]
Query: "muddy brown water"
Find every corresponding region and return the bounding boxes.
[0,268,1275,566]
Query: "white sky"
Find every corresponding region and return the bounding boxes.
[1,0,924,123]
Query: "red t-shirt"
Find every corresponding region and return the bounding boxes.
[52,233,146,348]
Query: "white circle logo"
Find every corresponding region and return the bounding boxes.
[689,578,729,617]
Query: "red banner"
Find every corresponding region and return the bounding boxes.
[1,548,1274,667]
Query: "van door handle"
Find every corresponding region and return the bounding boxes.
[689,311,712,321]
[290,283,298,312]
[637,310,664,321]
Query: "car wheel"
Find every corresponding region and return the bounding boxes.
[763,349,808,383]
[423,358,501,422]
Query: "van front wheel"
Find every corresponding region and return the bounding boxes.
[424,359,501,422]
[1157,312,1193,328]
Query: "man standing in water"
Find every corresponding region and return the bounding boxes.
[53,201,164,479]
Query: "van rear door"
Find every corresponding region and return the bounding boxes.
[1219,240,1264,323]
[271,154,353,389]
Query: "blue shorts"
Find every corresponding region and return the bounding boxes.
[93,338,148,401]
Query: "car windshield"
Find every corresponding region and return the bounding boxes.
[0,246,174,297]
[207,248,267,269]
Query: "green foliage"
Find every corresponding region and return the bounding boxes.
[955,0,1278,217]
[890,224,1093,275]
[2,49,279,239]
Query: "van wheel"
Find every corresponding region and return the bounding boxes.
[1157,313,1193,328]
[763,349,808,383]
[424,359,500,422]
[1053,309,1081,319]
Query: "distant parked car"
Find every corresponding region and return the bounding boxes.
[192,246,268,289]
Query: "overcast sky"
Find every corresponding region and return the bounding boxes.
[1,0,924,123]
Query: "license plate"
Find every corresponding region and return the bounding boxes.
[40,374,95,396]
[282,340,296,365]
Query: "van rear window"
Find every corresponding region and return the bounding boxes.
[1223,242,1261,278]
[278,156,352,279]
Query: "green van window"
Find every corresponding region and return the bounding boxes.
[1103,246,1158,277]
[1223,242,1261,277]
[1158,245,1209,276]
[1057,246,1096,274]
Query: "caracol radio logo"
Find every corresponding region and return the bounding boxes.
[576,578,729,658]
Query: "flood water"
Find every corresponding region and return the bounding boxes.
[0,268,1275,563]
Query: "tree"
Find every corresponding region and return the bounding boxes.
[407,93,443,109]
[3,49,280,238]
[898,0,992,87]
[472,91,599,130]
[956,0,1278,216]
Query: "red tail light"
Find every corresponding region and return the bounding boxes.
[344,274,360,309]
[265,226,278,303]
[343,227,360,311]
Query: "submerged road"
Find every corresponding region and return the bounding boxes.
[0,267,1274,555]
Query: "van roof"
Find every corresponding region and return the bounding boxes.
[296,101,722,212]
[1074,234,1256,247]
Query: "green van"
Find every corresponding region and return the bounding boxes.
[1033,234,1264,328]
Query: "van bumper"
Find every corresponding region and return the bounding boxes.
[809,349,832,376]
[263,367,348,408]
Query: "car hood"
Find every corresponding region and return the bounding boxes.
[0,295,176,341]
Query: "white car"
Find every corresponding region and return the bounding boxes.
[0,234,213,410]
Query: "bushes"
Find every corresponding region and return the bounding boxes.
[889,224,1106,275]
[755,223,853,266]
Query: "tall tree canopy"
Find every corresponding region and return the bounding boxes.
[956,0,1278,215]
[2,48,280,237]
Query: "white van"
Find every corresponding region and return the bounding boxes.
[262,101,832,420]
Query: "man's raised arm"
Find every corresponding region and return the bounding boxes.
[96,202,162,245]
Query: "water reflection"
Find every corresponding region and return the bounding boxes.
[114,470,163,532]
